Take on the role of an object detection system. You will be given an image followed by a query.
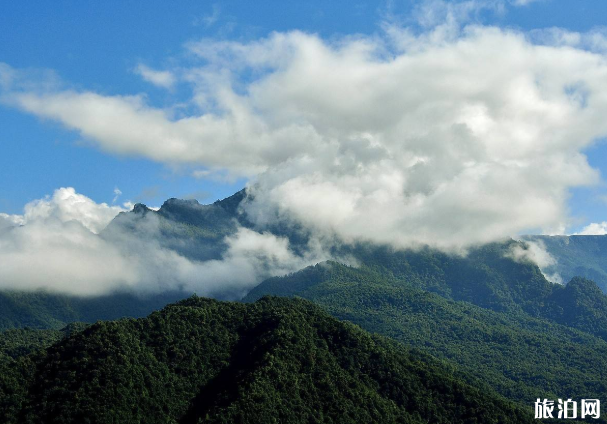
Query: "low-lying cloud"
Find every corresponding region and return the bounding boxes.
[0,188,324,297]
[508,239,563,284]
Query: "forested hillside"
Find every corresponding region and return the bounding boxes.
[345,242,607,339]
[0,297,532,424]
[245,261,607,410]
[0,290,187,331]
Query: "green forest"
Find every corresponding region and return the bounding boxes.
[0,297,533,424]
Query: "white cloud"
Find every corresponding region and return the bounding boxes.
[193,4,221,28]
[0,188,323,297]
[3,10,607,251]
[576,222,607,235]
[0,213,24,230]
[0,218,141,295]
[112,187,122,204]
[509,239,563,284]
[21,187,127,234]
[134,64,176,89]
[0,189,132,294]
[511,0,542,6]
[530,27,607,53]
[167,227,327,298]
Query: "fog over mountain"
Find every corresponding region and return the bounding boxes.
[0,188,328,297]
[3,1,607,294]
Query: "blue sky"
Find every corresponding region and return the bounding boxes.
[2,0,607,235]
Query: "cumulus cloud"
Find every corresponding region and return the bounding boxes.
[576,222,607,235]
[134,64,176,89]
[0,213,24,231]
[0,188,322,297]
[2,5,607,252]
[0,189,131,294]
[21,187,127,234]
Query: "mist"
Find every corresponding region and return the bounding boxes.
[0,188,326,297]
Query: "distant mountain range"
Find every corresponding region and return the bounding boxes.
[524,234,607,293]
[104,189,247,262]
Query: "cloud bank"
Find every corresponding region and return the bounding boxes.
[1,1,607,288]
[0,188,321,297]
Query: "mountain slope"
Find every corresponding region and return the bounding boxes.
[0,290,187,331]
[0,296,532,424]
[245,261,607,407]
[102,189,246,261]
[6,189,607,344]
[524,234,607,293]
[343,242,607,341]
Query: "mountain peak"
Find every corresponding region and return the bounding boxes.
[161,198,201,209]
[132,203,151,214]
[213,188,247,215]
[566,276,603,297]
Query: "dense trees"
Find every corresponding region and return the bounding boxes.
[0,297,532,424]
[0,290,188,331]
[245,261,607,410]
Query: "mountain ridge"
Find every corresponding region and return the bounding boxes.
[245,260,607,408]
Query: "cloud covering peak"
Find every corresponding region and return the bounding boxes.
[3,12,607,250]
[0,188,323,296]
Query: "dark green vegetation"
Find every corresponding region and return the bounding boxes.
[525,234,607,293]
[345,242,607,340]
[0,324,86,364]
[249,242,607,340]
[245,244,607,414]
[0,297,532,424]
[0,290,187,331]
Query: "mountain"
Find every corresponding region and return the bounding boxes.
[341,242,607,341]
[0,190,249,332]
[524,234,607,293]
[0,323,87,365]
[104,190,607,342]
[6,190,607,344]
[0,296,532,424]
[103,189,247,261]
[5,190,607,341]
[0,290,187,331]
[4,189,607,420]
[244,261,607,409]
